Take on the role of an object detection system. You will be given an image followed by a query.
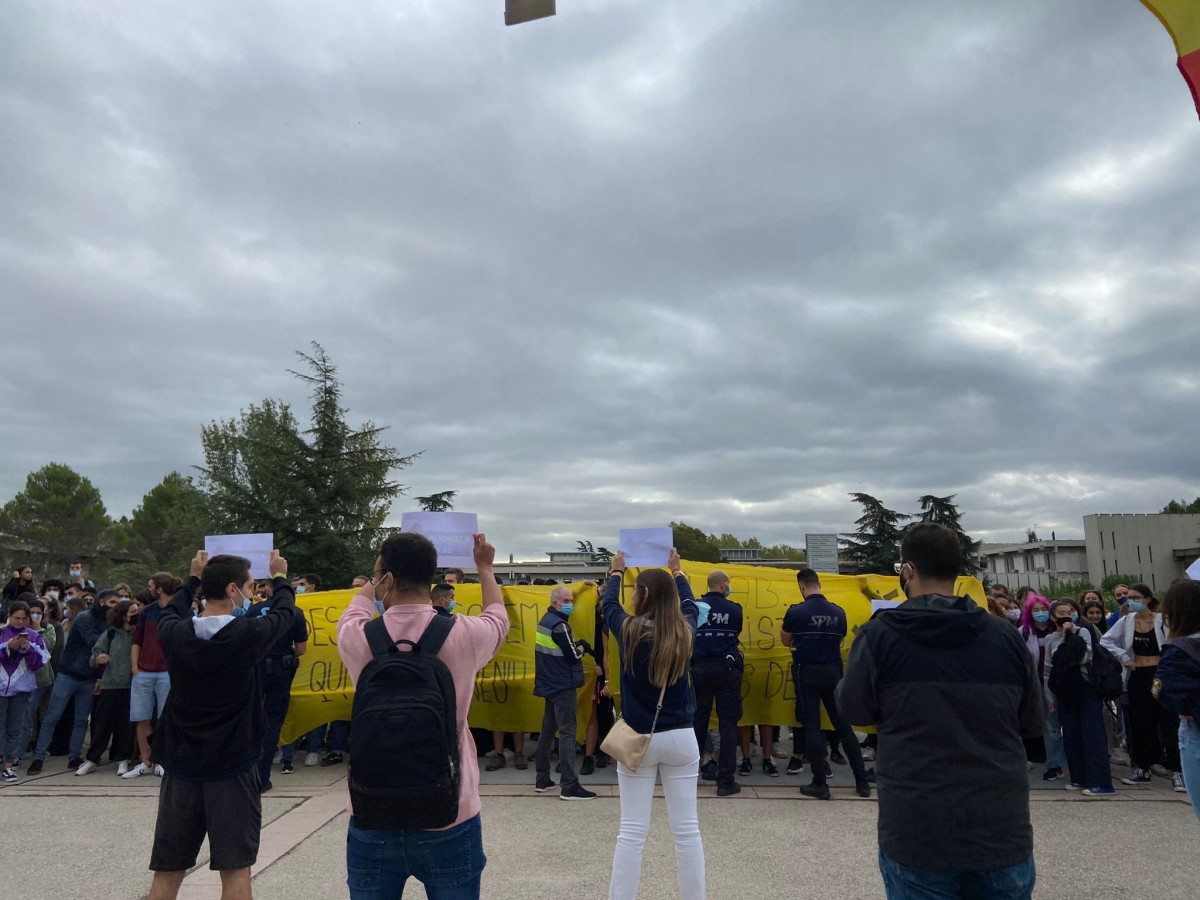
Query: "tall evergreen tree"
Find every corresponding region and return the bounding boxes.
[0,463,110,577]
[198,343,417,587]
[840,493,910,575]
[416,491,457,512]
[916,494,981,575]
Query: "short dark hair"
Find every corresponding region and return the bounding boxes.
[796,568,820,590]
[1049,598,1080,617]
[16,591,37,605]
[430,583,455,601]
[28,598,45,612]
[1164,578,1200,641]
[41,578,64,594]
[444,567,465,580]
[379,533,438,591]
[6,600,31,619]
[900,523,961,580]
[201,555,252,600]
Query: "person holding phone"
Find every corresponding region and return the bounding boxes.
[1,600,51,782]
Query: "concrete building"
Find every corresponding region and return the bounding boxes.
[978,540,1090,592]
[1084,514,1200,595]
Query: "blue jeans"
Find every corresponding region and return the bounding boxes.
[1044,705,1065,769]
[347,814,485,899]
[879,848,1035,900]
[1,692,33,762]
[16,684,50,762]
[1180,720,1200,825]
[306,720,349,753]
[1059,683,1112,789]
[34,673,94,761]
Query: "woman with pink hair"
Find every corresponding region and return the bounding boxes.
[1019,592,1065,780]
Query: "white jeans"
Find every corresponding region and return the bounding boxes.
[609,726,706,899]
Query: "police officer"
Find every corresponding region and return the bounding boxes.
[249,591,308,790]
[533,586,596,801]
[780,568,870,799]
[692,569,744,797]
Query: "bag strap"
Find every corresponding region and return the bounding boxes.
[417,613,455,655]
[647,683,668,734]
[1167,637,1200,666]
[365,616,395,659]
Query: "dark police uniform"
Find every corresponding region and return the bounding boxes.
[248,598,308,788]
[782,592,867,787]
[691,590,744,789]
[533,607,585,790]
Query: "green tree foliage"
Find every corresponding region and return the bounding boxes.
[576,540,613,563]
[198,343,417,588]
[916,494,982,575]
[0,463,110,577]
[416,491,457,512]
[841,493,910,575]
[1041,579,1095,600]
[669,521,722,564]
[1162,497,1200,513]
[128,472,212,577]
[1101,573,1141,593]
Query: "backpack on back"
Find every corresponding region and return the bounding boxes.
[349,614,460,830]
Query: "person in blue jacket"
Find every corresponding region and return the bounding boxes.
[603,547,705,900]
[1155,577,1200,820]
[691,569,743,796]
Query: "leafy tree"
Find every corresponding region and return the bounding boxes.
[1162,497,1200,513]
[128,472,212,577]
[760,543,807,563]
[1101,573,1140,593]
[576,540,614,563]
[198,343,417,588]
[840,493,910,575]
[916,494,982,575]
[1025,528,1039,543]
[416,491,457,512]
[668,521,722,564]
[0,463,110,577]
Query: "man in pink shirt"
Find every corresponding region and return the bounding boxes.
[337,531,509,900]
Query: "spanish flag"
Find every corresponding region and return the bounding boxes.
[1141,1,1200,118]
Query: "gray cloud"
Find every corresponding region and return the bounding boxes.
[3,0,1199,562]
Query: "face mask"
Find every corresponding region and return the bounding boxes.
[447,600,457,613]
[46,590,59,600]
[295,585,306,594]
[1005,608,1021,622]
[70,569,82,578]
[1069,612,1079,623]
[1032,610,1050,624]
[560,603,574,616]
[1127,600,1144,612]
[723,587,731,599]
[31,613,42,624]
[374,599,386,616]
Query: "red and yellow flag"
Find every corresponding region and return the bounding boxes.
[1141,1,1200,118]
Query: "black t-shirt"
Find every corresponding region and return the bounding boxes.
[248,600,308,658]
[781,594,847,665]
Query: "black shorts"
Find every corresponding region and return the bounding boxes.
[150,768,262,872]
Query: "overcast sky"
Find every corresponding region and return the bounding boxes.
[3,1,1199,561]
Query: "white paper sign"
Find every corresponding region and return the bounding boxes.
[205,533,274,579]
[619,527,673,568]
[401,512,479,569]
[1187,557,1200,581]
[870,598,904,615]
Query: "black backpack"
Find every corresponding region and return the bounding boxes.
[348,614,461,831]
[1086,625,1125,701]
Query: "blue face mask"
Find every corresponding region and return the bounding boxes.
[295,585,306,595]
[1032,610,1051,624]
[447,600,457,613]
[373,599,385,616]
[560,603,574,617]
[1069,612,1079,623]
[723,587,731,599]
[1127,599,1144,612]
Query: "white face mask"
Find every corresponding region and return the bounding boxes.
[1005,608,1021,622]
[46,590,59,600]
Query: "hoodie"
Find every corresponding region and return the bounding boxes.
[838,593,1044,872]
[0,625,50,696]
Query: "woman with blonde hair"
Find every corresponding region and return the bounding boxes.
[602,547,704,899]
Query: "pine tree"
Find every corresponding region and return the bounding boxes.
[840,493,910,575]
[916,494,982,575]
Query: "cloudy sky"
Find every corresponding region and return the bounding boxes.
[4,0,1199,561]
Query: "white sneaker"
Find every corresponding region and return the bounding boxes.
[304,752,320,767]
[122,763,153,779]
[153,764,165,777]
[75,761,98,776]
[117,761,129,776]
[1173,772,1187,793]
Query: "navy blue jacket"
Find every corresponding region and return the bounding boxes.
[1157,637,1200,721]
[58,601,109,680]
[781,593,847,665]
[534,608,584,697]
[602,573,698,734]
[692,591,743,660]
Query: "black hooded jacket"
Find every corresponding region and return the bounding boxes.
[838,593,1043,872]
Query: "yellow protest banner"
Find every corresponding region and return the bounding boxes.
[279,566,984,745]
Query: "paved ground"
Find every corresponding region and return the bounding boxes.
[1,750,1195,900]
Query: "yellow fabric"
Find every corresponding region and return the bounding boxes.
[1142,0,1200,56]
[279,566,985,745]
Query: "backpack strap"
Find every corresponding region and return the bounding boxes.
[365,616,397,659]
[1166,637,1200,666]
[417,613,455,656]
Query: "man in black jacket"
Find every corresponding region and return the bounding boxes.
[839,523,1043,900]
[691,569,744,796]
[147,549,298,900]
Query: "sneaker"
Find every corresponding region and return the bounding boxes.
[738,758,752,776]
[861,747,876,762]
[116,761,129,776]
[762,758,779,777]
[514,753,528,771]
[1083,786,1117,798]
[786,757,804,776]
[1065,783,1084,791]
[830,748,847,766]
[1041,767,1063,781]
[154,765,165,777]
[824,760,834,778]
[560,783,597,801]
[281,761,295,775]
[855,779,872,798]
[535,776,556,793]
[122,763,153,780]
[67,757,85,770]
[716,783,742,796]
[304,752,320,767]
[580,756,596,776]
[1121,768,1152,785]
[2,767,16,783]
[1173,772,1187,793]
[1150,763,1172,779]
[485,755,507,772]
[320,752,344,767]
[75,761,98,776]
[700,760,719,782]
[26,759,43,776]
[800,782,831,800]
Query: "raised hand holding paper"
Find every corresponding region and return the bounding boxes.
[401,511,479,569]
[204,533,274,579]
[618,527,673,568]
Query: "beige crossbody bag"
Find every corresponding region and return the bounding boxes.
[600,683,667,773]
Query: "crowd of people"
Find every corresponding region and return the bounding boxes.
[2,526,1199,900]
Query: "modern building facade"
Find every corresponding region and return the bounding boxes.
[978,540,1090,592]
[1083,514,1200,595]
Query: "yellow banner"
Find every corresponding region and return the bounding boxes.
[279,565,984,745]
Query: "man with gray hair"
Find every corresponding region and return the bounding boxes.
[533,586,595,800]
